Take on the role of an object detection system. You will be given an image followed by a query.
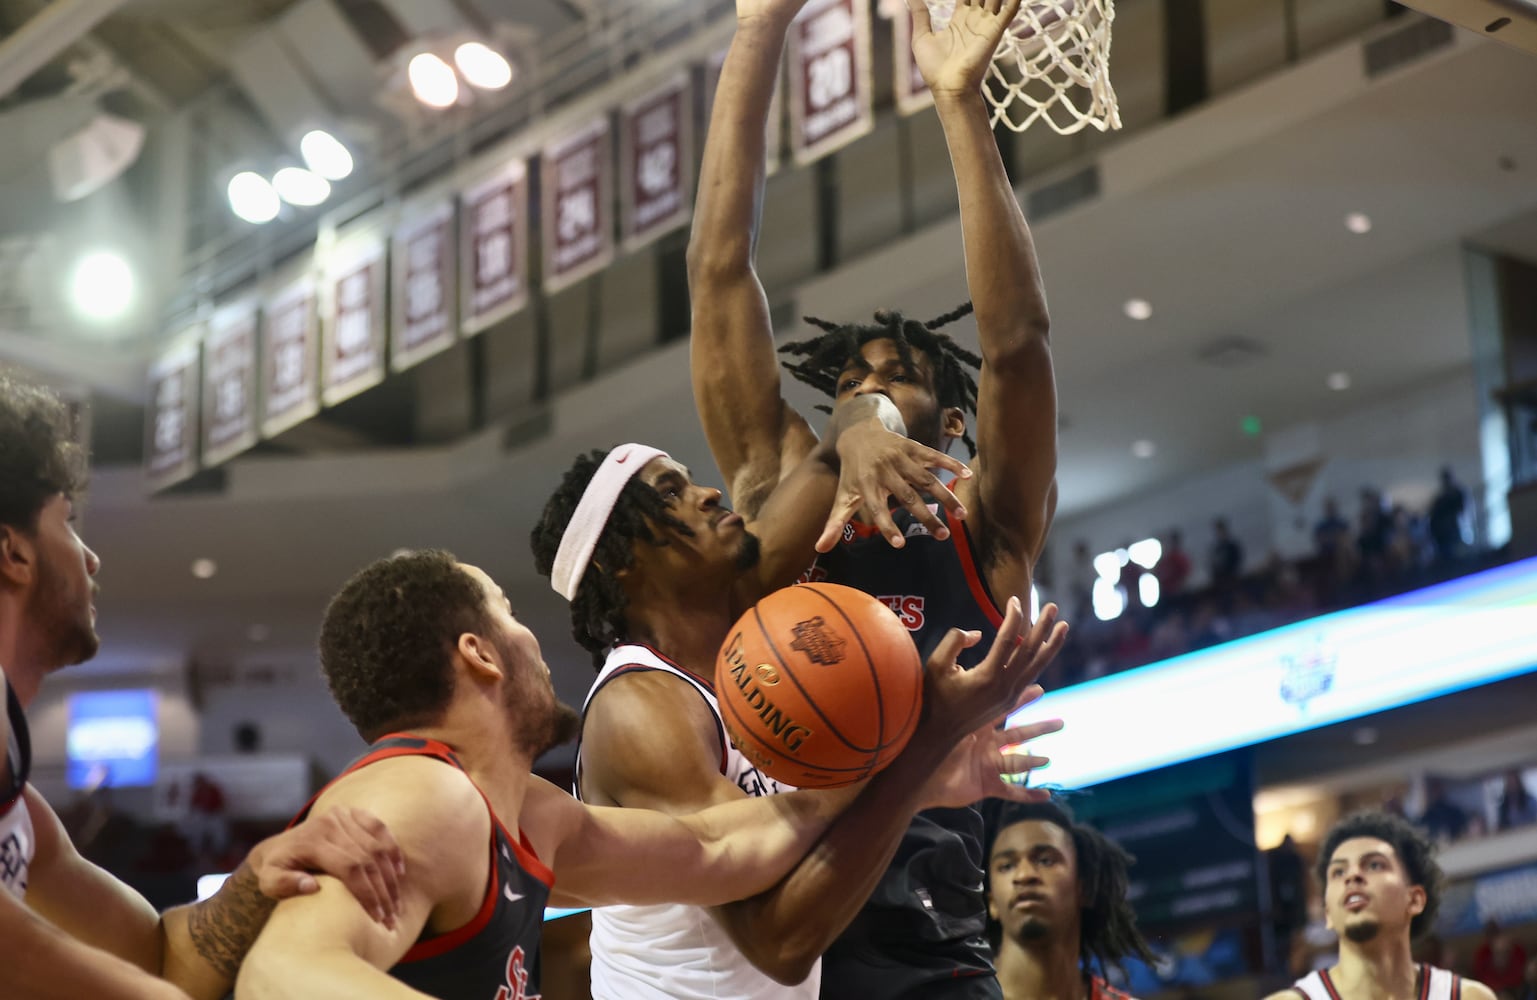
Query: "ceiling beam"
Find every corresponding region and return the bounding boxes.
[0,0,133,100]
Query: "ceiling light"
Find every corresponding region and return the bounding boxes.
[409,52,459,108]
[1345,212,1372,234]
[191,558,218,579]
[227,171,280,223]
[299,129,354,181]
[1128,538,1163,569]
[1327,371,1351,391]
[272,167,331,207]
[1123,298,1152,321]
[454,42,513,90]
[1131,439,1156,459]
[71,251,135,321]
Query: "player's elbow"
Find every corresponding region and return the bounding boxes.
[983,322,1052,374]
[685,235,754,287]
[750,944,820,986]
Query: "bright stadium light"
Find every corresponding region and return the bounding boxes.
[454,42,513,90]
[227,171,280,223]
[409,52,459,108]
[299,129,354,181]
[1128,538,1163,570]
[272,167,331,207]
[71,251,135,321]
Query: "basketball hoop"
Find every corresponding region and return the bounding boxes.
[924,0,1121,134]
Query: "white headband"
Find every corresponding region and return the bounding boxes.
[550,443,670,601]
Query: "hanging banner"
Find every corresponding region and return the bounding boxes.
[261,277,320,438]
[542,118,614,294]
[391,201,457,372]
[145,336,200,491]
[787,0,874,166]
[461,160,529,336]
[321,238,387,407]
[201,303,258,467]
[620,73,695,252]
[890,2,933,116]
[705,46,784,176]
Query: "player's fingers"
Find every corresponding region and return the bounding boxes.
[340,809,403,918]
[997,716,1064,746]
[1016,621,1069,687]
[982,596,1027,670]
[864,482,906,549]
[998,750,1051,776]
[907,0,934,36]
[926,627,982,675]
[1000,0,1025,23]
[260,869,320,899]
[322,826,395,927]
[1004,682,1048,717]
[817,493,861,553]
[888,480,947,540]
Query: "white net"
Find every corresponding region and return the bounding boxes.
[924,0,1121,134]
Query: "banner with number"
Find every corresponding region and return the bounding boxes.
[787,0,874,166]
[201,303,258,467]
[321,238,387,407]
[542,118,614,293]
[145,337,200,491]
[890,3,933,115]
[392,201,457,372]
[261,276,320,438]
[461,160,529,336]
[705,47,784,176]
[620,74,694,252]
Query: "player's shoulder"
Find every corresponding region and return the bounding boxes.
[1262,990,1306,1000]
[314,752,481,838]
[1456,977,1499,1000]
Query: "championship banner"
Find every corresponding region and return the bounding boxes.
[541,118,614,294]
[201,303,258,467]
[787,0,874,166]
[321,238,387,407]
[705,46,783,176]
[261,277,320,438]
[145,336,200,491]
[889,1,933,116]
[460,159,529,336]
[620,73,694,252]
[391,201,457,372]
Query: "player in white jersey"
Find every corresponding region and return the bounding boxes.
[1265,811,1497,1000]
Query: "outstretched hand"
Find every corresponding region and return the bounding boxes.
[921,598,1068,741]
[820,418,971,552]
[245,807,406,928]
[907,0,1025,98]
[923,713,1063,809]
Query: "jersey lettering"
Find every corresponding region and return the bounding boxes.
[494,945,542,1000]
[0,829,28,896]
[875,595,927,631]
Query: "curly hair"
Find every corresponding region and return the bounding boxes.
[986,797,1156,977]
[1,372,88,531]
[319,549,491,742]
[530,448,690,668]
[1316,810,1443,941]
[778,302,981,454]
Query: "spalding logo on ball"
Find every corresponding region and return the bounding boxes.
[714,582,924,789]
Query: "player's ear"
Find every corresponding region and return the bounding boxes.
[1406,883,1426,919]
[0,524,37,587]
[941,407,966,442]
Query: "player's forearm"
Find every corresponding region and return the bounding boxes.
[1,896,188,1000]
[158,861,274,999]
[933,90,1050,355]
[237,945,431,1000]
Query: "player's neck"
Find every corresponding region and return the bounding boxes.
[1332,935,1419,1000]
[0,607,47,707]
[624,597,740,679]
[996,932,1087,1000]
[411,709,535,823]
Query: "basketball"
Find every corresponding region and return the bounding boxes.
[714,582,925,789]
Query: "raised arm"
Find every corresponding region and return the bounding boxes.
[915,0,1059,595]
[688,0,820,516]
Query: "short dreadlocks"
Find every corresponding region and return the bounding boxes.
[779,302,981,454]
[986,797,1157,978]
[530,448,691,668]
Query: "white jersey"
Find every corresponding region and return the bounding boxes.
[1292,964,1463,1000]
[2,671,34,902]
[575,643,821,1000]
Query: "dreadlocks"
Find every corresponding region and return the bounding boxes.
[779,302,982,454]
[530,448,691,668]
[987,798,1156,978]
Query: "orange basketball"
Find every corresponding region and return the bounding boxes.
[714,582,925,789]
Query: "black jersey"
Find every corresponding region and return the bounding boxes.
[291,735,553,999]
[806,506,1006,999]
[1,674,34,901]
[2,677,28,810]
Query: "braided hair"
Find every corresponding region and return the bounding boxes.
[779,302,982,454]
[530,448,691,668]
[986,798,1157,978]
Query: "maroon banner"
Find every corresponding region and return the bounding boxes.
[261,277,320,438]
[145,339,200,491]
[542,119,614,293]
[201,305,258,466]
[321,240,387,407]
[392,202,457,372]
[891,2,933,116]
[705,47,783,176]
[787,0,874,166]
[621,74,694,251]
[460,160,529,336]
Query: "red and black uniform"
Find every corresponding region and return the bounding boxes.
[1,674,34,902]
[291,735,552,999]
[805,506,1006,999]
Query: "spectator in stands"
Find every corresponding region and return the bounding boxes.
[1496,768,1537,831]
[1068,540,1097,623]
[1154,530,1191,603]
[1356,487,1392,589]
[1474,921,1527,998]
[1428,467,1469,567]
[1314,498,1351,562]
[1417,777,1469,843]
[1118,542,1143,611]
[1268,834,1309,975]
[1208,518,1243,592]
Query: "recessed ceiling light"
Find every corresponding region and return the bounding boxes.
[1131,439,1156,459]
[1352,726,1379,746]
[1345,212,1372,234]
[191,558,218,579]
[409,52,459,108]
[1123,298,1152,321]
[1327,371,1351,391]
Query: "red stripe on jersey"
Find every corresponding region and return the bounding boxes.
[949,507,1004,628]
[400,839,501,963]
[1418,965,1431,1000]
[1319,969,1346,1000]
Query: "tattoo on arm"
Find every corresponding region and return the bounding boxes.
[184,865,275,979]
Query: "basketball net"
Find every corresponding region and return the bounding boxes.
[924,0,1122,134]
